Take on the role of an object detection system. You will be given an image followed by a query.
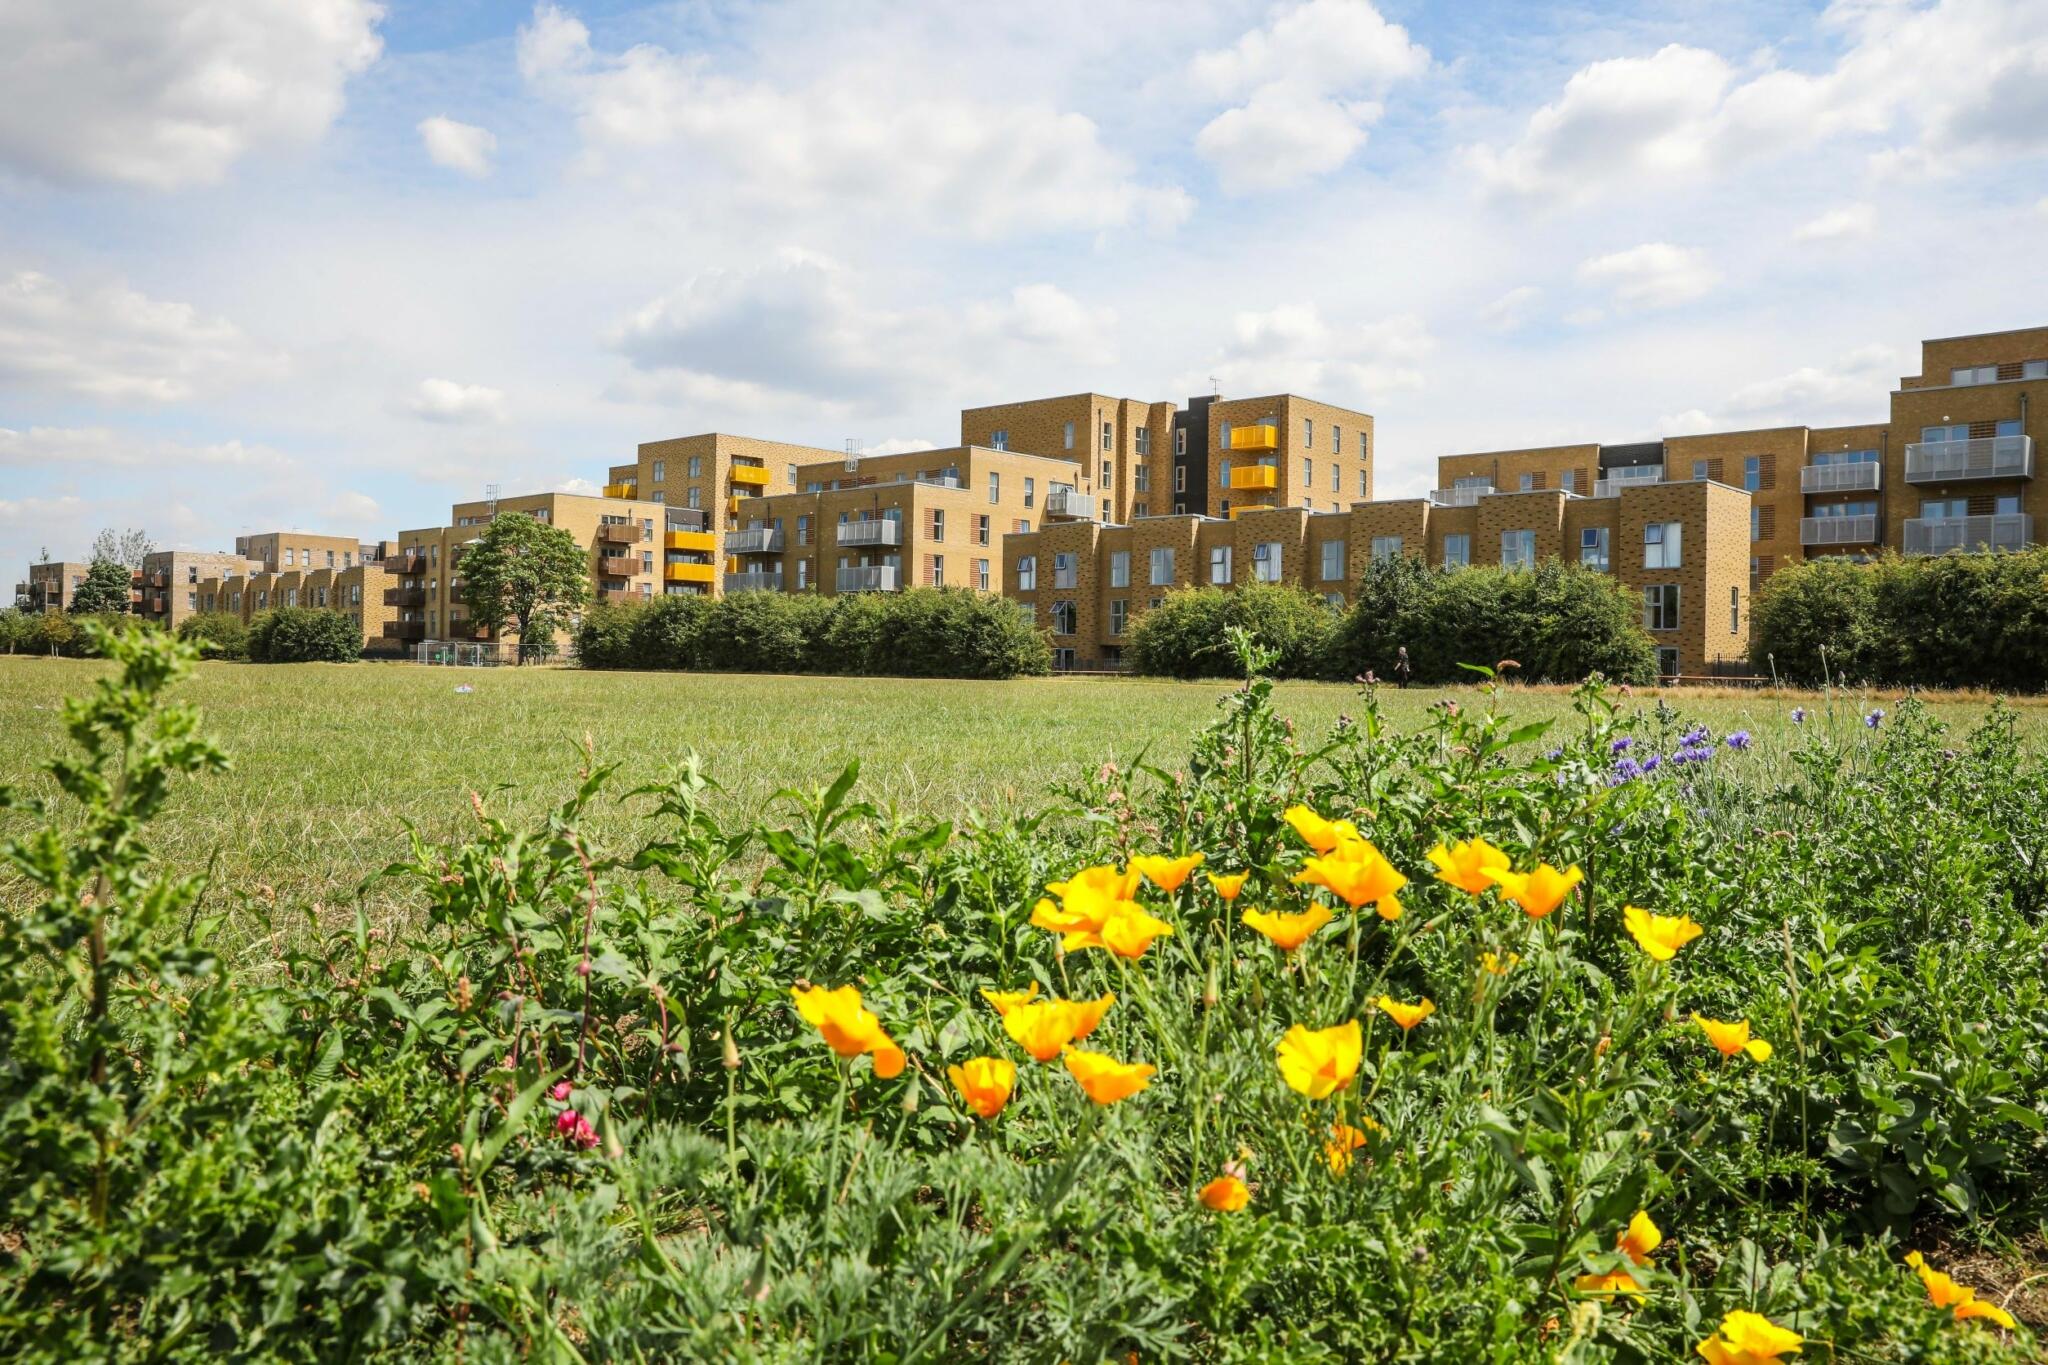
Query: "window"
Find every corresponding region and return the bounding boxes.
[1134,465,1149,493]
[1136,429,1151,456]
[642,550,654,573]
[284,548,295,566]
[1253,541,1282,583]
[1063,420,1075,449]
[1054,552,1078,589]
[1501,529,1536,569]
[1519,473,1535,492]
[186,591,196,609]
[1051,601,1077,634]
[1150,546,1175,585]
[1175,428,1186,456]
[1730,585,1741,634]
[786,463,797,486]
[1331,463,1340,493]
[1219,421,1233,448]
[1174,466,1187,493]
[1743,455,1762,492]
[796,559,810,590]
[1952,365,1997,385]
[1102,420,1112,452]
[988,472,1000,503]
[1359,469,1368,497]
[1640,521,1684,569]
[652,459,665,482]
[1751,506,1761,542]
[1101,460,1111,484]
[1110,550,1130,587]
[1024,477,1036,508]
[1324,591,1345,609]
[1100,499,1111,520]
[1996,417,2022,437]
[976,514,990,545]
[1210,544,1232,584]
[1996,493,2023,515]
[1920,497,1968,519]
[1110,599,1128,636]
[1580,527,1610,572]
[1017,555,1037,591]
[1692,459,1710,481]
[1370,536,1402,562]
[1812,500,1877,519]
[992,429,1008,450]
[1320,539,1345,580]
[688,455,702,478]
[2026,360,2048,379]
[1303,418,1314,447]
[1656,646,1680,677]
[976,558,990,591]
[1922,423,1969,443]
[1134,501,1147,518]
[931,509,945,542]
[1332,424,1341,453]
[1443,532,1471,569]
[1643,584,1680,631]
[1561,469,1577,493]
[1305,458,1314,488]
[929,554,944,585]
[1813,448,1880,466]
[652,490,665,504]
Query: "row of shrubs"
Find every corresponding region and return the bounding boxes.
[574,587,1051,678]
[0,607,364,663]
[1130,559,1662,683]
[1753,548,2048,689]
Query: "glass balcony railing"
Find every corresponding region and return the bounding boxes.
[835,520,902,547]
[1801,462,1882,493]
[1045,486,1093,517]
[1902,513,2032,555]
[1428,486,1492,507]
[1592,466,1663,498]
[836,565,898,593]
[1799,514,1879,546]
[725,570,783,593]
[1903,435,2032,484]
[724,527,784,554]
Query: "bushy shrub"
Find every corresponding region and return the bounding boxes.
[1331,557,1657,684]
[174,610,249,660]
[573,589,1050,678]
[1127,583,1337,679]
[1750,554,1884,684]
[246,607,362,663]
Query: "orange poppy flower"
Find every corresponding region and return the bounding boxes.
[1197,1175,1250,1211]
[1375,995,1435,1031]
[947,1056,1016,1119]
[1283,804,1361,854]
[1427,838,1511,895]
[1063,1048,1155,1105]
[1241,904,1334,951]
[1482,862,1584,919]
[1131,852,1205,893]
[790,985,906,1078]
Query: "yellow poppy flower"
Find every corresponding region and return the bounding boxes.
[1482,862,1584,918]
[1275,1020,1362,1099]
[1427,838,1511,895]
[1623,904,1705,961]
[1068,992,1115,1041]
[1241,904,1334,951]
[947,1056,1016,1119]
[979,984,1039,1016]
[1695,1310,1803,1363]
[1207,871,1250,901]
[1618,1209,1663,1265]
[1283,804,1361,854]
[1693,1014,1773,1062]
[1034,864,1141,935]
[1063,1048,1155,1105]
[1573,1269,1644,1299]
[1197,1175,1250,1211]
[1293,838,1408,911]
[790,985,906,1078]
[1063,904,1175,959]
[1905,1252,2019,1330]
[1323,1117,1382,1172]
[1003,995,1116,1061]
[1376,995,1435,1031]
[1479,950,1520,976]
[1131,852,1205,893]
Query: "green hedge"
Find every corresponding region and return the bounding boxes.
[574,588,1050,679]
[1754,549,2048,689]
[1125,583,1338,680]
[174,611,250,661]
[247,608,363,664]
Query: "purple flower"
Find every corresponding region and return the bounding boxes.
[1640,753,1663,774]
[1865,708,1885,729]
[1607,756,1644,786]
[1545,747,1564,761]
[1680,725,1711,747]
[1670,744,1714,766]
[1611,736,1633,754]
[1726,730,1753,751]
[1790,707,1807,724]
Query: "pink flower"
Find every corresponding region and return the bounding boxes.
[569,1115,599,1150]
[550,1081,572,1101]
[555,1108,581,1135]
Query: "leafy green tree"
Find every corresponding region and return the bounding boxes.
[67,559,132,615]
[458,513,591,663]
[1128,583,1337,680]
[175,611,250,661]
[1750,555,1882,684]
[246,608,362,663]
[90,527,154,571]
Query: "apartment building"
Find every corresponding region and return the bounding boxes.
[387,491,686,653]
[137,549,260,630]
[193,561,399,655]
[233,531,375,574]
[14,560,89,612]
[602,433,847,576]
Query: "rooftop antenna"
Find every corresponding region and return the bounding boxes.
[484,482,500,515]
[1209,375,1220,397]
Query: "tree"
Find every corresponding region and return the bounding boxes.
[91,528,154,571]
[458,513,592,662]
[247,608,362,663]
[69,559,133,615]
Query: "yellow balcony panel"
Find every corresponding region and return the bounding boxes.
[603,482,638,499]
[665,561,716,584]
[1228,464,1279,490]
[1229,425,1279,452]
[665,530,716,552]
[729,464,772,486]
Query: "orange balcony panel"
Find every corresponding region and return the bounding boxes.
[1229,425,1279,451]
[665,561,716,584]
[603,482,637,499]
[665,530,715,552]
[729,464,772,486]
[1227,464,1279,490]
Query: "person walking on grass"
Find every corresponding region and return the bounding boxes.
[1394,645,1412,689]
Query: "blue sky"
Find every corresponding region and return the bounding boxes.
[3,0,2045,568]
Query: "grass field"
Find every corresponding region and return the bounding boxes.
[1,656,2038,918]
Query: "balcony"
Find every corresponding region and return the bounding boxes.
[598,555,639,577]
[383,621,427,642]
[147,572,168,589]
[725,527,784,554]
[665,528,717,553]
[726,570,785,593]
[1903,514,2032,556]
[1045,486,1093,517]
[596,522,640,545]
[389,552,426,573]
[1799,514,1880,547]
[1801,462,1882,494]
[1428,485,1493,507]
[599,586,641,604]
[384,587,426,607]
[603,481,637,499]
[837,565,898,593]
[665,561,716,585]
[1227,463,1279,491]
[1229,425,1279,452]
[1592,467,1664,498]
[1903,435,2033,484]
[836,519,902,548]
[729,464,772,487]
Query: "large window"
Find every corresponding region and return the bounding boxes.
[1210,545,1232,585]
[1024,477,1035,508]
[1109,599,1128,636]
[1303,419,1314,447]
[991,429,1008,451]
[1016,555,1035,591]
[1951,365,1997,385]
[1136,429,1150,456]
[1580,526,1610,572]
[1743,455,1762,492]
[1370,536,1402,562]
[1062,421,1075,449]
[1643,584,1680,631]
[988,472,1000,502]
[1501,529,1536,569]
[1332,425,1341,454]
[1051,601,1077,634]
[1054,552,1078,589]
[1442,533,1470,569]
[1253,541,1283,583]
[1110,550,1130,587]
[1150,546,1175,585]
[1644,521,1682,569]
[1320,539,1345,580]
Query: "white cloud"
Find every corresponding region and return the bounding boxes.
[555,476,601,495]
[2036,195,2048,217]
[1189,0,1426,192]
[0,270,286,403]
[1721,343,1897,419]
[418,117,496,178]
[0,424,291,470]
[1793,203,1876,241]
[1658,408,1718,436]
[1481,285,1542,332]
[1576,243,1717,309]
[0,0,384,189]
[1183,305,1434,400]
[410,378,508,423]
[864,438,939,457]
[517,3,1187,238]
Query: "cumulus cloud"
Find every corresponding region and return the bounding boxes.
[1720,344,1898,419]
[410,378,508,423]
[418,117,496,177]
[1466,0,2048,203]
[517,4,1187,238]
[555,476,602,495]
[0,0,384,189]
[1183,305,1434,400]
[1189,0,1427,192]
[1793,203,1877,241]
[1576,243,1717,309]
[864,438,940,457]
[1480,285,1542,332]
[0,424,291,470]
[0,270,286,403]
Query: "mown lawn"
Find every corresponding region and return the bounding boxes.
[0,656,2037,917]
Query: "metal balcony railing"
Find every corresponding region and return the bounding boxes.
[836,565,898,593]
[726,570,784,593]
[1801,462,1882,493]
[836,519,901,548]
[1428,486,1492,507]
[1903,435,2033,484]
[1799,514,1879,546]
[1902,513,2032,555]
[1592,467,1663,498]
[1045,486,1093,517]
[725,527,785,554]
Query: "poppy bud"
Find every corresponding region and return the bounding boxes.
[722,1031,741,1071]
[901,1084,920,1116]
[1202,961,1219,1010]
[1594,1034,1611,1057]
